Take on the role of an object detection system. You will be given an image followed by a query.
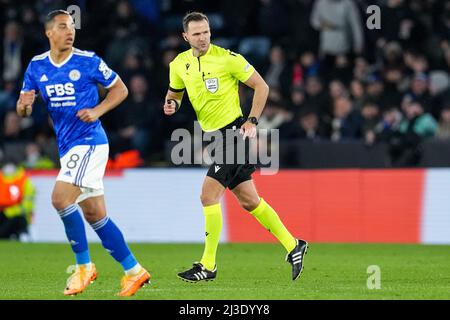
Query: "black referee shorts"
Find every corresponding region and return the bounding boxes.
[206,117,256,190]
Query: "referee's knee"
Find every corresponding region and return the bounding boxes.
[200,193,221,207]
[238,196,260,212]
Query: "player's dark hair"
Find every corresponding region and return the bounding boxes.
[45,10,71,30]
[182,12,209,32]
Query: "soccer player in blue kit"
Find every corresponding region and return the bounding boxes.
[16,10,150,296]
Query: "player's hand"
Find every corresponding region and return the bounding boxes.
[17,90,35,117]
[163,99,177,116]
[77,108,101,123]
[239,121,257,140]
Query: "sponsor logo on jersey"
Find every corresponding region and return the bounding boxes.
[45,83,75,97]
[40,74,48,82]
[98,60,112,80]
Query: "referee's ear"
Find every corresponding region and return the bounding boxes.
[182,33,188,42]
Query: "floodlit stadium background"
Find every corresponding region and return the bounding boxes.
[2,0,450,244]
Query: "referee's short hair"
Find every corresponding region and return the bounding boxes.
[45,9,71,30]
[183,12,209,32]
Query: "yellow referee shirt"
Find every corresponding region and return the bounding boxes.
[169,44,255,132]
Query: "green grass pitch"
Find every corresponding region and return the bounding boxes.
[1,242,449,300]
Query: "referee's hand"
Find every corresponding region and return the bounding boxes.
[164,100,177,116]
[240,122,257,140]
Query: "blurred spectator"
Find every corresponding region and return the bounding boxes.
[1,19,41,85]
[311,0,363,80]
[299,51,320,79]
[365,73,386,108]
[443,49,450,75]
[220,0,258,37]
[286,0,318,53]
[107,74,159,160]
[104,27,133,70]
[405,72,432,113]
[436,104,450,140]
[327,95,362,141]
[400,101,437,136]
[379,0,428,52]
[20,6,45,49]
[360,101,381,145]
[0,80,16,115]
[429,70,450,120]
[104,1,152,70]
[349,79,366,110]
[382,41,404,69]
[1,21,24,84]
[329,79,348,102]
[119,51,145,83]
[353,56,373,83]
[110,0,151,36]
[382,66,405,108]
[435,1,450,50]
[258,98,293,131]
[375,106,403,144]
[283,108,326,141]
[288,85,306,117]
[304,76,329,117]
[0,162,35,240]
[153,49,178,99]
[404,52,429,75]
[393,101,437,166]
[22,143,55,169]
[330,54,353,85]
[257,0,289,40]
[264,45,291,98]
[1,111,32,143]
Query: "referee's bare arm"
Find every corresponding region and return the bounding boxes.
[243,70,269,119]
[164,89,184,116]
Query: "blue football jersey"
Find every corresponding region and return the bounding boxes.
[21,48,119,157]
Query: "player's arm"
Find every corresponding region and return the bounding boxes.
[77,77,128,123]
[163,89,184,116]
[17,62,38,117]
[16,90,36,117]
[240,70,269,139]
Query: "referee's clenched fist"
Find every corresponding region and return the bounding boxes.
[163,99,179,115]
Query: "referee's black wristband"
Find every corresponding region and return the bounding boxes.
[167,99,180,112]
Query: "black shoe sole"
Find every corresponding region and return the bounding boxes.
[177,275,216,283]
[293,244,308,281]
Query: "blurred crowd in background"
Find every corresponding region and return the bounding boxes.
[1,0,450,169]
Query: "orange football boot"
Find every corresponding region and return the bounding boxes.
[64,264,97,296]
[118,268,151,297]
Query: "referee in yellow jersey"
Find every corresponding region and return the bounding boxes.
[163,12,308,282]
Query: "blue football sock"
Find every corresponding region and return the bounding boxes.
[91,216,138,271]
[58,204,90,265]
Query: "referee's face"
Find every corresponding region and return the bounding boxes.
[183,20,211,55]
[46,14,76,52]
